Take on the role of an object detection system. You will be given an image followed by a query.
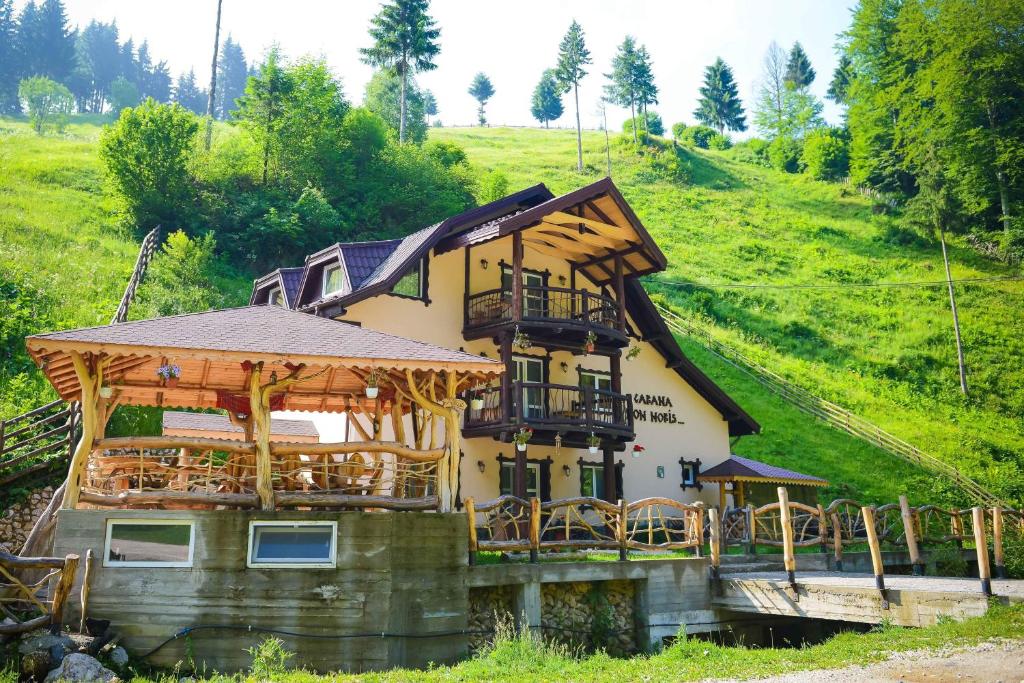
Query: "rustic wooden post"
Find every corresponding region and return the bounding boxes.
[972,507,992,596]
[529,497,540,563]
[831,512,844,571]
[511,231,523,321]
[862,506,888,607]
[613,254,625,331]
[62,353,104,509]
[466,497,478,566]
[992,507,1006,579]
[709,506,721,581]
[777,487,796,587]
[745,504,755,555]
[899,495,924,576]
[817,503,828,554]
[248,362,274,511]
[50,553,80,633]
[601,445,616,504]
[693,503,704,558]
[951,509,964,549]
[78,548,93,633]
[618,498,628,561]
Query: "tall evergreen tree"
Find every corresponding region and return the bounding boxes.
[215,35,248,119]
[69,20,120,113]
[422,89,437,124]
[364,69,427,143]
[14,2,42,78]
[173,69,207,114]
[146,61,172,103]
[635,45,658,137]
[694,57,747,135]
[360,0,440,144]
[468,72,494,126]
[237,46,292,183]
[0,0,19,114]
[827,54,853,105]
[554,20,591,171]
[530,69,563,128]
[784,41,816,88]
[604,36,641,142]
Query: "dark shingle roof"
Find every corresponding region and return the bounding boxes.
[341,241,402,288]
[699,455,827,485]
[279,268,304,304]
[29,305,501,369]
[163,411,319,437]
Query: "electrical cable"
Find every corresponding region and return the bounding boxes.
[646,274,1023,291]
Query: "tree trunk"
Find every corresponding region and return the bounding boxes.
[399,65,407,144]
[629,96,637,144]
[204,0,223,151]
[603,104,612,177]
[986,101,1012,237]
[940,228,969,396]
[574,82,583,172]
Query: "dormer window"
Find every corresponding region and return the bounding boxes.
[322,263,344,297]
[267,286,285,307]
[391,261,424,299]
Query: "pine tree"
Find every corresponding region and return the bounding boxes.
[35,0,75,83]
[147,61,172,103]
[635,45,658,138]
[173,69,207,114]
[0,0,19,114]
[422,89,437,124]
[784,41,816,88]
[694,57,747,135]
[14,2,42,79]
[468,72,494,126]
[604,36,641,142]
[216,35,248,119]
[530,69,562,128]
[360,0,440,144]
[69,20,120,113]
[827,54,853,105]
[555,20,591,171]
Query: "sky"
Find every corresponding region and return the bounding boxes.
[53,0,855,136]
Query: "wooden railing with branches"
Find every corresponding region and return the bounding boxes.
[0,550,79,635]
[0,400,79,488]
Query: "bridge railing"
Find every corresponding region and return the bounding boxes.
[0,550,80,635]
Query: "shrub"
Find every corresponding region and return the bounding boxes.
[622,111,664,138]
[248,636,294,679]
[802,128,850,181]
[478,170,510,204]
[17,76,74,134]
[100,99,199,230]
[677,125,717,149]
[109,76,140,114]
[768,135,803,173]
[645,147,690,184]
[926,545,968,577]
[731,138,770,166]
[424,140,468,168]
[671,121,687,140]
[708,133,732,150]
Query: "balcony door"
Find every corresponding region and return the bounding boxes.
[501,266,546,318]
[512,355,545,420]
[580,370,614,419]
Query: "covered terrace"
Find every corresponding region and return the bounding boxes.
[26,305,501,512]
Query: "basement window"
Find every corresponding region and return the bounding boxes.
[247,521,337,568]
[104,520,195,568]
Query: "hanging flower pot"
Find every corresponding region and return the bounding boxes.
[166,377,179,388]
[98,386,113,399]
[365,386,379,399]
[157,363,180,388]
[582,331,598,355]
[470,395,484,411]
[516,442,527,452]
[588,445,599,454]
[513,325,531,351]
[631,444,646,459]
[366,368,384,398]
[512,426,533,451]
[586,432,600,454]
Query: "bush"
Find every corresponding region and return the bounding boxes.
[802,128,850,181]
[478,170,510,204]
[926,545,968,577]
[768,135,803,173]
[677,125,717,149]
[100,99,199,230]
[708,133,732,150]
[671,121,687,140]
[424,140,467,168]
[731,138,770,166]
[1004,531,1024,579]
[622,111,664,138]
[108,76,140,114]
[248,636,294,679]
[17,76,74,134]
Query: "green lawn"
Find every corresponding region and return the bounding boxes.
[431,126,1024,506]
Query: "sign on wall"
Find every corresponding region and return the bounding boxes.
[631,393,683,425]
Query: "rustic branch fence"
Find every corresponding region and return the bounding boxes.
[0,550,80,635]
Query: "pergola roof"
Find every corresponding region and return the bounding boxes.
[698,454,828,487]
[26,305,501,413]
[162,411,319,438]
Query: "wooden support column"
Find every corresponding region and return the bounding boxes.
[719,483,727,515]
[62,352,107,509]
[248,361,274,511]
[614,253,625,330]
[500,335,513,426]
[610,354,622,425]
[709,507,721,581]
[972,507,993,596]
[993,507,1007,579]
[777,487,797,588]
[514,443,528,500]
[862,505,888,608]
[49,553,80,633]
[511,231,523,321]
[466,497,478,566]
[900,495,924,575]
[602,445,616,504]
[403,369,465,512]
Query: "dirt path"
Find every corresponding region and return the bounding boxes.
[713,639,1024,682]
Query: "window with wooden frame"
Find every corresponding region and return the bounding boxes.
[679,458,703,491]
[267,285,285,307]
[247,521,337,569]
[577,458,623,500]
[390,258,428,302]
[104,519,195,568]
[496,455,552,500]
[322,263,344,297]
[500,263,548,318]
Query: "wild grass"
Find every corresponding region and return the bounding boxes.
[432,126,1024,506]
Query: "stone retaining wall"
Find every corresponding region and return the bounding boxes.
[0,486,54,552]
[541,580,635,655]
[467,585,515,653]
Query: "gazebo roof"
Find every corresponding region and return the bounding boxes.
[698,454,828,487]
[162,411,319,438]
[26,305,500,413]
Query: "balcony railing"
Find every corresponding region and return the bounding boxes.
[465,285,622,335]
[465,381,633,438]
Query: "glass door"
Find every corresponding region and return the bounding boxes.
[502,267,546,318]
[580,370,613,419]
[513,355,545,420]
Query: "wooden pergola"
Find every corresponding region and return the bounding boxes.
[698,454,829,511]
[26,305,501,512]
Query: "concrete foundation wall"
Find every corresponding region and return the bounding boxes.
[53,509,468,673]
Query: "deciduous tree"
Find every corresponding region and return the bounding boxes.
[365,69,427,143]
[18,76,73,134]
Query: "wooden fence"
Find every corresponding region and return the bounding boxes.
[0,400,79,488]
[464,495,704,563]
[0,550,80,635]
[655,304,1001,508]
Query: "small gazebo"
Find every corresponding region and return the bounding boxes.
[26,305,501,512]
[698,454,828,510]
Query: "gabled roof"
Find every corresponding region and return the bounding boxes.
[250,267,304,307]
[163,411,319,438]
[699,454,827,486]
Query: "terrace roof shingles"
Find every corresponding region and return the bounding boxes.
[162,411,319,438]
[699,454,828,486]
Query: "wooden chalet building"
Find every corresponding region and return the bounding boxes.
[252,178,761,510]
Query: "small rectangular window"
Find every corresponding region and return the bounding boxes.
[580,464,605,499]
[322,264,344,297]
[267,286,285,307]
[248,521,337,568]
[104,520,194,567]
[391,262,423,298]
[499,462,539,498]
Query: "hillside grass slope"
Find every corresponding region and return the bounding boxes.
[432,126,1024,505]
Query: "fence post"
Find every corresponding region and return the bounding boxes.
[972,507,992,596]
[693,503,704,558]
[992,507,1006,579]
[951,509,964,549]
[817,504,828,554]
[899,495,923,576]
[745,504,755,555]
[777,487,796,587]
[49,553,80,633]
[466,497,477,566]
[709,506,721,581]
[78,548,93,633]
[862,506,888,608]
[618,499,628,561]
[529,497,540,564]
[831,512,844,571]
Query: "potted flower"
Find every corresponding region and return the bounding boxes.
[586,432,601,455]
[582,330,598,354]
[513,325,531,351]
[631,444,646,459]
[512,426,533,452]
[365,368,385,399]
[156,364,180,388]
[470,390,484,411]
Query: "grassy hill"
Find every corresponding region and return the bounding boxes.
[432,126,1024,506]
[2,117,1021,505]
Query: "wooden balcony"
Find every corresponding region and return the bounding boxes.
[463,285,628,348]
[464,381,634,445]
